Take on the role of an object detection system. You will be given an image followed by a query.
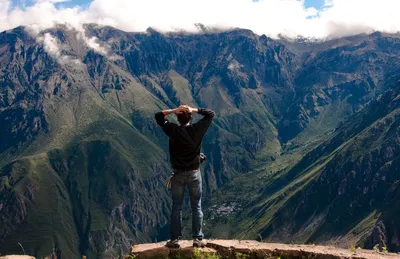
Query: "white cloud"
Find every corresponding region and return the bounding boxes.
[0,0,10,27]
[1,0,400,40]
[79,34,108,56]
[75,31,122,60]
[85,37,106,55]
[40,33,62,58]
[37,32,83,65]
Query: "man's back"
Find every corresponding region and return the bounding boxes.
[155,108,215,170]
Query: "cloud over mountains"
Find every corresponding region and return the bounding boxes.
[1,0,400,39]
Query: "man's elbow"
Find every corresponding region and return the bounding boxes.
[155,112,164,125]
[155,111,162,118]
[202,108,215,118]
[207,110,216,119]
[210,110,216,117]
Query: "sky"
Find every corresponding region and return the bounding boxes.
[2,0,400,39]
[10,0,326,10]
[303,0,324,9]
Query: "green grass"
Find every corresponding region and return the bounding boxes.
[0,155,81,258]
[0,80,172,258]
[205,87,400,248]
[168,70,198,107]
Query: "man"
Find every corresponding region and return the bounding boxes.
[155,104,215,248]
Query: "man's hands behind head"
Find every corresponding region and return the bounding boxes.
[162,105,197,115]
[175,106,188,114]
[178,105,196,113]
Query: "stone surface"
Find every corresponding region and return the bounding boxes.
[0,256,35,259]
[129,240,400,258]
[130,240,217,258]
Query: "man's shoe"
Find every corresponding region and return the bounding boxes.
[193,238,207,248]
[166,239,180,249]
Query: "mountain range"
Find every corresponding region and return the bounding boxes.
[0,24,399,258]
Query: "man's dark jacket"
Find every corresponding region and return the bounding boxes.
[155,108,215,171]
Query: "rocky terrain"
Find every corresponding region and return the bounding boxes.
[128,240,400,258]
[1,24,400,258]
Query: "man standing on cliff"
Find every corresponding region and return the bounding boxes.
[155,104,215,248]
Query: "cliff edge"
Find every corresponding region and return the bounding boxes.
[0,256,35,259]
[127,240,400,259]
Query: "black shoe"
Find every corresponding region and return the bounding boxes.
[193,238,207,248]
[166,239,180,249]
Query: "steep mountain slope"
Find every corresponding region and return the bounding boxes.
[0,27,172,258]
[260,82,400,251]
[208,81,400,251]
[279,32,400,143]
[1,24,400,258]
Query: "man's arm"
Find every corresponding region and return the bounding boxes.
[155,108,180,126]
[191,107,215,133]
[155,108,184,136]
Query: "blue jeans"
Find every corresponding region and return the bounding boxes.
[170,169,203,240]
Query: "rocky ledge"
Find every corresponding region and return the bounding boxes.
[127,240,400,259]
[0,256,35,259]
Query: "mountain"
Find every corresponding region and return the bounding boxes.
[207,82,400,251]
[261,82,400,250]
[1,24,400,258]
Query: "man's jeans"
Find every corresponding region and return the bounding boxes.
[170,169,203,240]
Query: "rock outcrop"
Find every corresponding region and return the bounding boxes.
[0,256,35,259]
[128,240,400,258]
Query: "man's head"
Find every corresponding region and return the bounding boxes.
[176,112,192,126]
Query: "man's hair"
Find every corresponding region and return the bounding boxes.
[177,112,192,125]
